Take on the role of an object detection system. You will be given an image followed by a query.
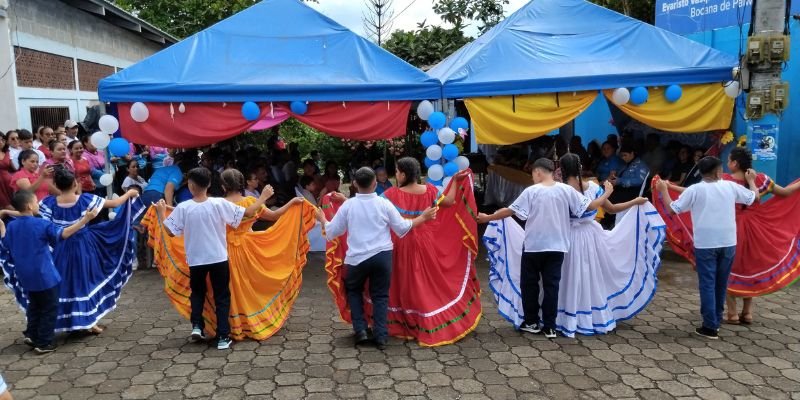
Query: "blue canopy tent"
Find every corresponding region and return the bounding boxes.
[98,0,441,102]
[428,0,738,98]
[97,0,443,147]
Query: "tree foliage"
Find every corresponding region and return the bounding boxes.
[433,0,509,33]
[589,0,655,24]
[383,25,471,68]
[114,0,317,38]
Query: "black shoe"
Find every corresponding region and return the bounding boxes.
[519,323,541,334]
[543,328,557,339]
[23,337,34,347]
[354,331,370,346]
[34,344,56,354]
[375,339,387,351]
[694,327,719,340]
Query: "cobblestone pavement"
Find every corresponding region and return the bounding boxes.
[1,252,799,400]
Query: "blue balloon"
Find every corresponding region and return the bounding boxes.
[290,101,308,115]
[420,130,438,148]
[242,101,260,121]
[428,112,446,130]
[444,162,459,177]
[109,138,130,157]
[450,117,469,132]
[427,177,442,186]
[424,157,438,168]
[630,87,649,105]
[665,85,682,103]
[442,144,459,161]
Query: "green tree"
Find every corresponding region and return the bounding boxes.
[114,0,317,38]
[383,24,471,68]
[589,0,655,24]
[433,0,509,33]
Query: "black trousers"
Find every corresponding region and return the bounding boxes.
[520,251,565,330]
[344,251,392,342]
[189,261,231,339]
[25,285,60,347]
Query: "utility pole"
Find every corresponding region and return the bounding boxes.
[742,0,790,179]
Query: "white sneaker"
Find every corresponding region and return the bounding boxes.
[191,326,205,342]
[519,323,541,334]
[217,337,232,350]
[132,259,138,270]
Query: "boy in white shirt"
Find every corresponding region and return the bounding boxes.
[655,156,757,339]
[478,158,612,338]
[317,167,436,350]
[155,167,273,350]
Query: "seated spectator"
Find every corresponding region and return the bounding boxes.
[375,167,393,195]
[596,141,624,182]
[296,175,318,206]
[669,145,694,184]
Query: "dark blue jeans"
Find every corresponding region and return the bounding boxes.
[189,261,231,339]
[25,285,60,347]
[521,251,565,330]
[695,246,736,330]
[344,251,392,342]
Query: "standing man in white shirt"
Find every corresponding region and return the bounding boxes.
[655,156,758,339]
[317,167,436,350]
[478,159,612,338]
[64,120,80,144]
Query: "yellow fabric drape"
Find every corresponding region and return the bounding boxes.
[604,83,734,133]
[465,91,598,145]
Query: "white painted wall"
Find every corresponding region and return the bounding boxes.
[0,0,166,132]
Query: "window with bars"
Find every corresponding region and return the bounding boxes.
[30,107,70,131]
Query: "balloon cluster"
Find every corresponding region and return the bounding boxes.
[91,113,131,188]
[610,81,740,107]
[416,100,470,191]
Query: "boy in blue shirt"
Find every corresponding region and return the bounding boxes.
[0,190,99,354]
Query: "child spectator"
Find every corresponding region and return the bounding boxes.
[155,167,273,350]
[0,190,99,353]
[317,167,436,350]
[296,175,318,206]
[11,130,45,170]
[374,167,393,196]
[477,158,611,338]
[655,157,757,339]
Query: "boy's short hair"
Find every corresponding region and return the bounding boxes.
[11,190,36,212]
[375,167,386,174]
[531,158,555,173]
[299,175,314,189]
[187,167,212,188]
[127,184,143,194]
[17,129,33,141]
[697,156,722,176]
[354,167,376,189]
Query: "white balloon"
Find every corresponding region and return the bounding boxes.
[90,131,110,150]
[428,164,444,181]
[426,144,442,161]
[454,155,470,171]
[611,88,630,106]
[111,193,120,200]
[178,102,186,113]
[442,177,452,189]
[130,102,149,123]
[99,114,120,134]
[724,81,742,98]
[108,211,117,220]
[437,127,456,144]
[417,100,434,121]
[99,173,113,187]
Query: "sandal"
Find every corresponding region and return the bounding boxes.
[724,315,740,325]
[739,313,753,325]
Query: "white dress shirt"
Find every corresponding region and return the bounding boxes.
[324,193,412,265]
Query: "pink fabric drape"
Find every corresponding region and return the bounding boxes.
[116,101,411,147]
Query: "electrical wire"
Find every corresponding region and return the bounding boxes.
[0,3,21,82]
[385,0,421,27]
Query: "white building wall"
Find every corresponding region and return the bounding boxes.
[0,0,167,132]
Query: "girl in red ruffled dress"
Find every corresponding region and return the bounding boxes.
[322,158,481,346]
[654,146,800,324]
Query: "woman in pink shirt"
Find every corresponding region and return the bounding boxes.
[44,141,73,172]
[11,150,56,200]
